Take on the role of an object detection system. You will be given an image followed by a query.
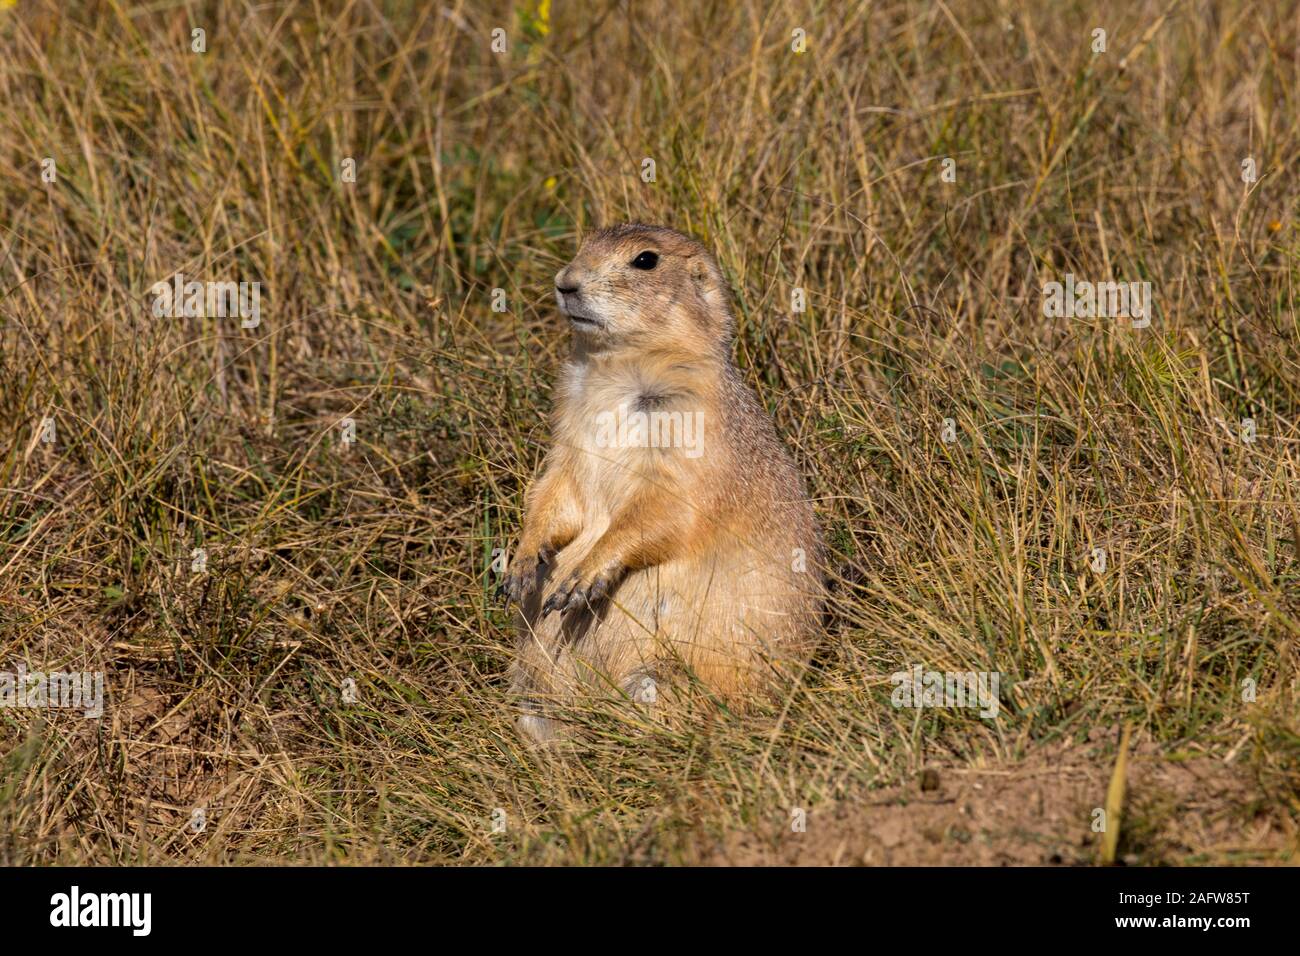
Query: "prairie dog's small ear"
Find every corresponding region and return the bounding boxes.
[687,255,718,310]
[685,253,735,340]
[688,256,727,310]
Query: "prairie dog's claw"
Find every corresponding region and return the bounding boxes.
[541,568,614,616]
[502,548,549,606]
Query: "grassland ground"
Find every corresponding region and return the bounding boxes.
[0,0,1297,864]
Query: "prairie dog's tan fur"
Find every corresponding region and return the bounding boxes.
[503,224,823,742]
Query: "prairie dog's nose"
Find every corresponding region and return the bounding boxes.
[555,268,580,295]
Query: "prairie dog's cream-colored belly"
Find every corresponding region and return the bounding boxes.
[528,539,802,690]
[566,409,648,508]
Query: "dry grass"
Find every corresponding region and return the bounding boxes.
[1,0,1298,865]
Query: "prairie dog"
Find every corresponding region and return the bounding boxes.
[503,224,823,742]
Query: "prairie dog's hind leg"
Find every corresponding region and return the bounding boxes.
[516,707,563,745]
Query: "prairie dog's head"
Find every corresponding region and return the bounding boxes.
[554,224,734,353]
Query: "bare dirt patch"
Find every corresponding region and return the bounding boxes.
[703,740,1297,866]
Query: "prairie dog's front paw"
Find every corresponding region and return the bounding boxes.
[501,544,555,604]
[540,564,617,616]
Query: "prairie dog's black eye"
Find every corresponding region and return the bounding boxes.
[630,250,659,270]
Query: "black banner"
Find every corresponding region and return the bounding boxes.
[0,865,1279,942]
